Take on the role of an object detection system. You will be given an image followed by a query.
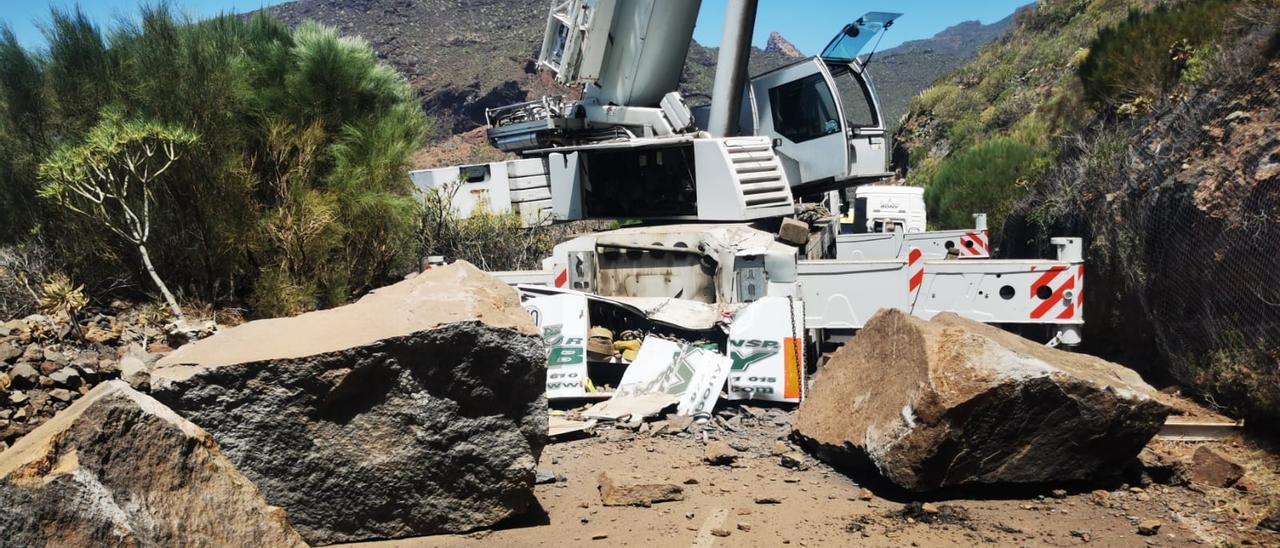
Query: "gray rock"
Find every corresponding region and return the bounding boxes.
[0,381,305,547]
[7,391,27,405]
[42,349,68,366]
[535,469,559,484]
[150,262,547,544]
[118,354,151,390]
[0,341,20,363]
[8,363,38,386]
[48,388,73,402]
[795,309,1171,491]
[47,368,81,388]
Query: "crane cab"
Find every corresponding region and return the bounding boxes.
[748,12,900,192]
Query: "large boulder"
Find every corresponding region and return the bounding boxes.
[795,309,1171,491]
[0,380,304,547]
[150,261,547,544]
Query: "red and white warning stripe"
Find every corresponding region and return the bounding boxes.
[907,247,924,309]
[1029,264,1081,320]
[553,268,568,288]
[958,229,990,257]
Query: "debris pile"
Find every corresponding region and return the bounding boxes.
[794,309,1172,490]
[0,306,213,448]
[0,381,305,546]
[149,261,548,544]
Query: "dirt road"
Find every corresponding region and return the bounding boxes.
[351,405,1278,548]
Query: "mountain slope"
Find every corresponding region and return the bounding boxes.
[866,15,1017,128]
[265,0,1015,141]
[894,0,1280,424]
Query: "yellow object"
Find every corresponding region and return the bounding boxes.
[585,377,598,393]
[613,340,641,352]
[621,349,639,362]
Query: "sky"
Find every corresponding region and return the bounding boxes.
[2,0,1030,53]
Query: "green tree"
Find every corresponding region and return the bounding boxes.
[0,7,427,317]
[37,110,196,319]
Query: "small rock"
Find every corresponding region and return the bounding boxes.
[648,420,669,436]
[0,341,20,363]
[754,497,782,504]
[1051,489,1068,499]
[736,522,752,532]
[591,532,608,540]
[8,391,28,405]
[48,388,74,402]
[42,349,68,365]
[920,502,940,515]
[1137,520,1161,536]
[1188,446,1244,488]
[771,441,790,456]
[38,361,62,376]
[118,354,151,390]
[47,367,82,387]
[858,488,874,501]
[1089,490,1110,507]
[710,528,731,538]
[703,441,739,466]
[1234,475,1259,493]
[83,325,119,344]
[19,344,42,362]
[780,452,810,471]
[535,469,558,484]
[666,415,694,433]
[597,472,683,507]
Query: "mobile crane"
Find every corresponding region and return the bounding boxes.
[412,0,1084,405]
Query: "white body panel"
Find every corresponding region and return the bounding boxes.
[410,158,551,224]
[836,228,990,260]
[852,185,926,233]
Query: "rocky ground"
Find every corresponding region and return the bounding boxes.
[354,403,1280,548]
[0,305,215,448]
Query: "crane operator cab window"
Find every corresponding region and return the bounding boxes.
[768,73,841,143]
[828,64,878,128]
[750,12,899,190]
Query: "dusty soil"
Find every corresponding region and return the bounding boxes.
[347,399,1280,548]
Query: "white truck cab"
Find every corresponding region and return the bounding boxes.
[843,185,926,234]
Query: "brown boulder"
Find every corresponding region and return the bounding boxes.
[795,309,1171,490]
[597,472,685,506]
[1188,446,1244,487]
[0,381,304,547]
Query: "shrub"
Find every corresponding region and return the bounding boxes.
[419,181,556,272]
[924,138,1045,230]
[1079,0,1239,109]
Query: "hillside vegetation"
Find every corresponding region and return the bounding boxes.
[0,7,427,318]
[896,0,1280,422]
